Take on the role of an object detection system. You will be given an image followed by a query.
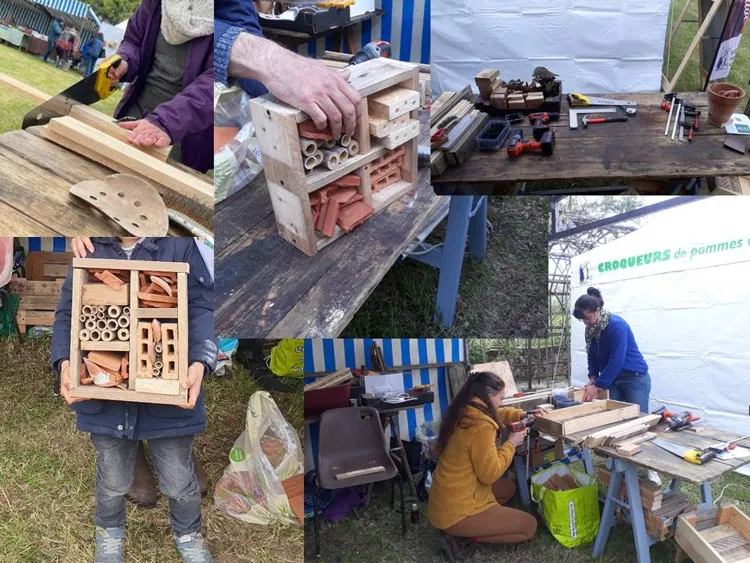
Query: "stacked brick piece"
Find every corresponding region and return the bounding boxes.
[137,319,179,380]
[370,146,405,192]
[138,271,178,308]
[81,350,129,389]
[310,174,374,237]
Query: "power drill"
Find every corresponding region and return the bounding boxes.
[507,128,555,157]
[349,41,392,65]
[528,112,561,124]
[653,406,701,431]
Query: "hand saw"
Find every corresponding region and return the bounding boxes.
[22,55,123,129]
[568,93,638,108]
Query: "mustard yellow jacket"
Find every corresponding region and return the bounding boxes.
[427,401,524,530]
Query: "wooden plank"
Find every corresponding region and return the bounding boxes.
[44,117,213,209]
[176,272,189,403]
[702,524,741,543]
[81,283,130,306]
[582,414,662,447]
[68,105,172,162]
[136,308,179,319]
[73,258,189,273]
[81,341,130,352]
[128,271,138,390]
[306,146,387,192]
[16,310,55,327]
[68,268,85,389]
[69,384,189,405]
[8,279,64,296]
[17,295,60,310]
[368,87,420,120]
[0,72,48,104]
[731,507,750,542]
[534,400,640,437]
[471,361,518,397]
[135,378,181,395]
[616,442,642,456]
[44,263,69,279]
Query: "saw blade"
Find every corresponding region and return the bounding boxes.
[652,439,690,458]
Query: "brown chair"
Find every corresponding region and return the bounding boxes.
[311,406,406,558]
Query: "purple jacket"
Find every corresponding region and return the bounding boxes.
[115,0,213,172]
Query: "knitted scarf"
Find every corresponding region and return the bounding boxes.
[161,0,213,45]
[585,309,611,354]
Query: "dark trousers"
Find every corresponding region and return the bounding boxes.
[91,434,202,535]
[609,372,652,413]
[43,39,56,61]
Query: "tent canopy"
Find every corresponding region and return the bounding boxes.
[570,197,750,436]
[36,0,99,34]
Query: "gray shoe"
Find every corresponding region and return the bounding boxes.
[174,532,213,563]
[94,526,125,563]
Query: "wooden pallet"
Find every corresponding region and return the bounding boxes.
[676,505,750,563]
[8,277,65,333]
[533,400,641,438]
[248,57,421,256]
[68,258,189,406]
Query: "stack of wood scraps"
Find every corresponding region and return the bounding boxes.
[542,471,580,491]
[582,414,662,450]
[304,369,353,391]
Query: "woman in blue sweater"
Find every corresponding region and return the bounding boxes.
[573,287,660,482]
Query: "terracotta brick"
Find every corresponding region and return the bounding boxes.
[214,126,240,154]
[298,120,334,140]
[87,350,123,372]
[137,322,153,378]
[348,193,364,204]
[330,174,361,188]
[337,201,375,232]
[94,270,124,290]
[319,198,340,238]
[162,324,178,379]
[310,191,323,206]
[311,204,321,226]
[329,186,359,205]
[315,200,329,232]
[372,162,400,184]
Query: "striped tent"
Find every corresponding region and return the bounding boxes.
[35,0,101,34]
[0,0,46,31]
[17,237,70,254]
[0,0,100,43]
[297,0,429,65]
[304,338,465,469]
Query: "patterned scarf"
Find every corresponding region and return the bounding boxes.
[585,309,611,354]
[161,0,213,45]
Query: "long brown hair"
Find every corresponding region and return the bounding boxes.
[436,371,505,455]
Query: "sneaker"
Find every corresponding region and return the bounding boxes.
[646,469,662,486]
[174,532,213,563]
[94,526,125,563]
[439,533,475,562]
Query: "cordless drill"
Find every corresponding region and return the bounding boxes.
[528,112,561,124]
[507,128,555,157]
[349,41,392,65]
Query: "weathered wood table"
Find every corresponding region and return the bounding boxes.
[432,92,750,194]
[563,420,750,563]
[0,129,201,236]
[215,112,445,338]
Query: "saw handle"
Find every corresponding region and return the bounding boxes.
[95,55,124,100]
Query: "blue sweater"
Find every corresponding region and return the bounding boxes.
[587,314,649,389]
[214,0,268,97]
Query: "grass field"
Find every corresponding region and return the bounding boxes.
[305,458,750,563]
[343,197,550,338]
[0,44,122,134]
[0,337,303,563]
[664,0,750,100]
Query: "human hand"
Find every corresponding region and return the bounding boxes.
[107,59,128,85]
[529,408,548,418]
[230,33,361,140]
[118,119,171,148]
[509,429,528,447]
[583,385,601,402]
[180,362,205,409]
[71,237,94,258]
[59,360,86,405]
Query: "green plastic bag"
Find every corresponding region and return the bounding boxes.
[268,339,304,378]
[530,466,600,548]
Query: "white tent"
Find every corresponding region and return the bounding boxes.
[432,0,671,96]
[570,197,750,440]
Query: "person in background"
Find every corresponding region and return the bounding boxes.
[69,236,210,510]
[105,0,213,172]
[574,286,660,484]
[214,0,360,140]
[81,32,105,76]
[43,17,64,62]
[53,238,216,563]
[427,372,543,561]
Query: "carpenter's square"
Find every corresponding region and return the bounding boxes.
[23,55,123,129]
[652,438,717,464]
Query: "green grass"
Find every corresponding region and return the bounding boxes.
[0,337,303,563]
[664,0,750,99]
[305,458,750,562]
[0,44,122,134]
[343,197,550,338]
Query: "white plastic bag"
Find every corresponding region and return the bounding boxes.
[214,391,304,526]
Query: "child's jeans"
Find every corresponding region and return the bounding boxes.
[91,434,202,535]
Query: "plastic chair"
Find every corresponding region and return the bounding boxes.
[311,406,406,558]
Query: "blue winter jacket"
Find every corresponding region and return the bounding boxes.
[50,238,217,440]
[587,314,649,389]
[49,20,63,42]
[83,37,104,59]
[214,0,268,97]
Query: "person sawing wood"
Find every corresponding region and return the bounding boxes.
[427,372,544,562]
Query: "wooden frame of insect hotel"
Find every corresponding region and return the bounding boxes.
[248,57,421,256]
[68,258,189,406]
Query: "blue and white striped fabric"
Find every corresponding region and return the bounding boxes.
[0,1,49,34]
[0,0,100,38]
[296,0,429,65]
[17,237,70,255]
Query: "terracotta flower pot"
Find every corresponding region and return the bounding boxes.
[707,82,745,126]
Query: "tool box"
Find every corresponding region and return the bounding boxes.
[67,258,189,406]
[249,58,421,256]
[475,119,511,151]
[259,6,351,35]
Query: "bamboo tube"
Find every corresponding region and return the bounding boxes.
[97,319,107,330]
[123,306,130,316]
[347,140,360,157]
[313,150,325,166]
[82,305,94,316]
[118,328,130,341]
[155,342,163,354]
[118,316,130,328]
[152,367,161,377]
[107,319,118,330]
[329,146,348,162]
[79,329,90,341]
[304,154,318,170]
[85,319,96,330]
[322,139,336,149]
[101,330,114,341]
[340,134,351,147]
[108,305,121,318]
[97,306,106,314]
[96,311,105,319]
[320,150,340,170]
[89,329,101,341]
[300,137,318,156]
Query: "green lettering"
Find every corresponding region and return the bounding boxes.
[619,258,627,269]
[628,256,636,267]
[718,242,729,252]
[653,251,662,263]
[604,261,612,272]
[598,262,605,273]
[636,255,644,266]
[644,253,652,264]
[663,249,671,260]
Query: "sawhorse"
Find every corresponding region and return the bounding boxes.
[593,457,715,563]
[512,445,595,506]
[405,195,488,327]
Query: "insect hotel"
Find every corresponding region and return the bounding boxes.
[68,258,189,406]
[249,57,422,256]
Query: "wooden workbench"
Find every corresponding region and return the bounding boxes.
[215,111,436,338]
[432,92,750,193]
[0,129,203,236]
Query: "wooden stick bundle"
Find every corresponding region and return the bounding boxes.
[304,368,353,391]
